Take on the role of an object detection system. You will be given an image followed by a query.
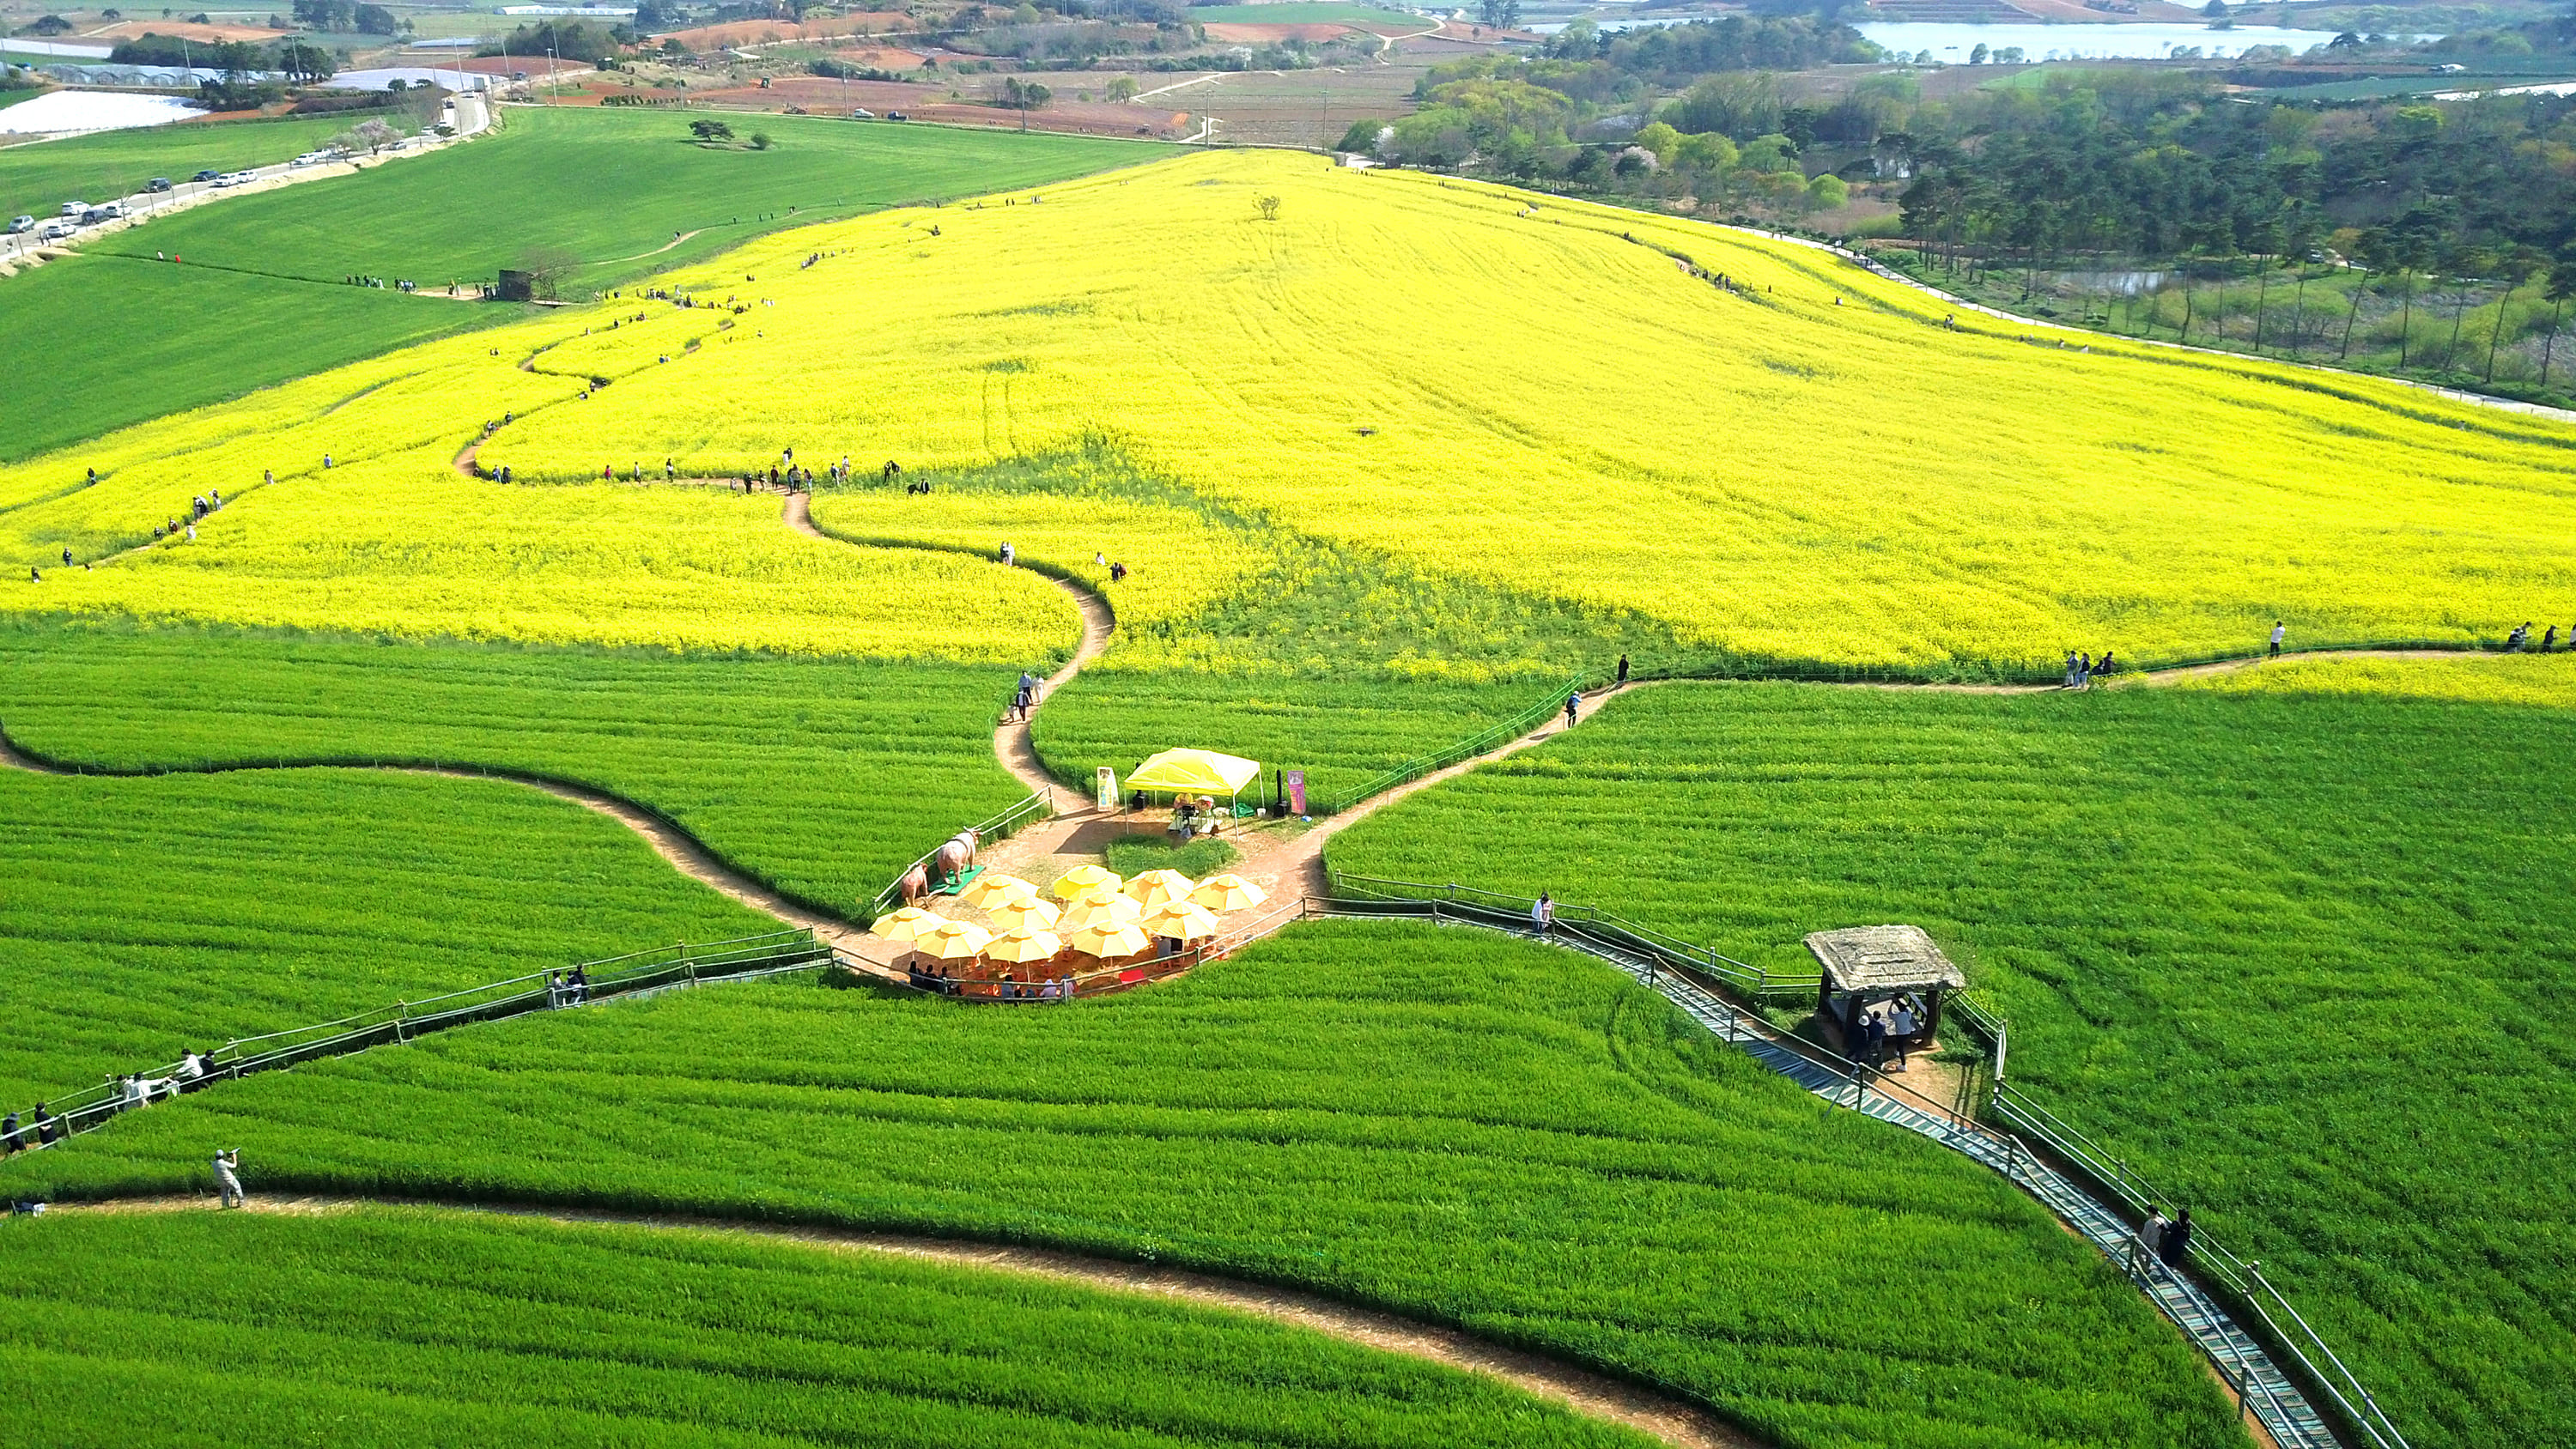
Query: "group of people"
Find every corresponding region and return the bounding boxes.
[907,960,1072,1000]
[1168,794,1224,840]
[2138,1206,2195,1271]
[0,1046,225,1156]
[0,1103,59,1153]
[1847,994,1929,1071]
[2506,621,2563,652]
[2062,651,2117,688]
[545,965,590,1009]
[343,276,420,293]
[1009,669,1041,722]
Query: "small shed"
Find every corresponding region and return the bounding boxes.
[1806,925,1966,1054]
[495,268,535,302]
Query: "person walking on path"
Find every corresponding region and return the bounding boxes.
[2064,652,2080,688]
[1531,892,1555,934]
[2158,1208,2192,1269]
[32,1104,55,1146]
[1564,693,1578,729]
[2,1111,18,1155]
[213,1149,244,1209]
[1616,654,1630,688]
[2269,621,2286,657]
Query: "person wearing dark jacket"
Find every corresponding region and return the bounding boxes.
[2159,1208,2192,1268]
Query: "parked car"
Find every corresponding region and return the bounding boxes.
[191,168,221,182]
[848,107,874,118]
[59,201,85,217]
[147,177,173,192]
[885,111,908,121]
[5,215,33,235]
[82,204,120,223]
[36,221,71,241]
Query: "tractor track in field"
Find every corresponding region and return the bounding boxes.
[54,1193,1766,1449]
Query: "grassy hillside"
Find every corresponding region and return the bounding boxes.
[495,149,2574,673]
[90,107,1162,294]
[0,110,1159,459]
[1330,678,2576,1449]
[0,923,2249,1449]
[0,766,772,1106]
[0,1208,1654,1448]
[0,257,501,462]
[0,623,1042,918]
[0,113,355,222]
[15,149,2574,678]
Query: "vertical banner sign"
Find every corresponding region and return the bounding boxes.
[1096,767,1120,811]
[1285,769,1308,815]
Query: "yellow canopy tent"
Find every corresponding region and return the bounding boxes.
[1125,749,1262,809]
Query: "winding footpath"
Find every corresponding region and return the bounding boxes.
[2,483,2504,1449]
[58,1193,1759,1449]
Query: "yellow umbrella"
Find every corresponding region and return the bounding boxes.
[1066,920,1151,960]
[1057,889,1142,931]
[873,906,949,941]
[985,925,1064,964]
[1126,868,1196,910]
[1142,901,1222,942]
[987,894,1062,931]
[912,919,993,961]
[1052,864,1124,900]
[958,873,1036,910]
[1190,873,1267,912]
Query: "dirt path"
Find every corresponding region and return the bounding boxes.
[0,724,890,973]
[57,1193,1761,1449]
[602,227,710,264]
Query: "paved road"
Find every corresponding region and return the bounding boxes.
[0,87,492,271]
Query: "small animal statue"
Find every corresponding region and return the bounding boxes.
[896,864,930,907]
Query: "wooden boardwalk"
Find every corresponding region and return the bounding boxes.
[1323,903,2351,1449]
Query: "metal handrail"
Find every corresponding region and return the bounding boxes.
[2,930,829,1153]
[1316,882,2406,1449]
[1315,673,1582,815]
[1324,870,1813,996]
[866,788,1054,920]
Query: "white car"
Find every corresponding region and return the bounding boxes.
[212,171,257,188]
[292,151,331,167]
[849,107,874,119]
[59,201,86,217]
[36,221,71,240]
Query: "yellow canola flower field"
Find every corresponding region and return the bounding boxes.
[17,444,1077,662]
[0,297,1072,660]
[487,149,2576,670]
[8,149,2576,671]
[2177,651,2576,708]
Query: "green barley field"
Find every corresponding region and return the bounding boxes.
[0,1208,1654,1449]
[0,764,769,1106]
[0,113,355,224]
[0,923,2250,1449]
[0,109,1158,459]
[1331,679,2576,1449]
[0,622,1030,916]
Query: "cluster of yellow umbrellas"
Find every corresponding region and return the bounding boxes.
[875,865,1270,973]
